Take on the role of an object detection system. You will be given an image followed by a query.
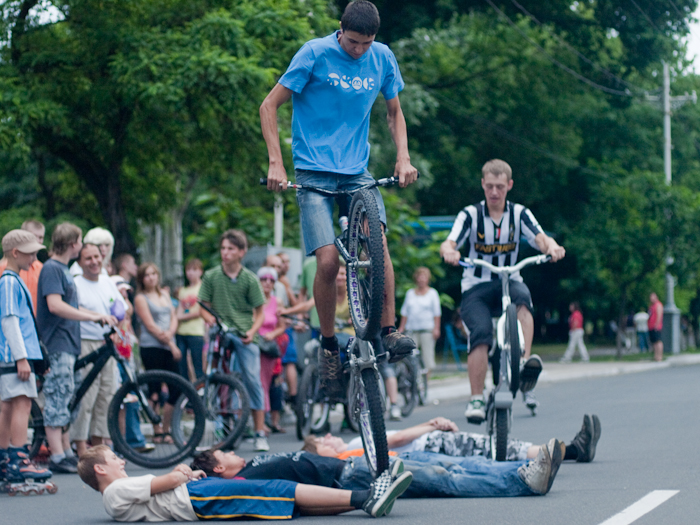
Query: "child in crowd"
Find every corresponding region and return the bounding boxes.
[77,445,412,520]
[0,230,53,487]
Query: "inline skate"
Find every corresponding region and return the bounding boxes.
[0,447,57,496]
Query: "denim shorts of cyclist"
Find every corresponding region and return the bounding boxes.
[295,169,387,256]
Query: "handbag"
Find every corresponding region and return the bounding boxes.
[258,337,281,358]
[6,273,51,375]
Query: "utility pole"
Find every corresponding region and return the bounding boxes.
[647,62,697,354]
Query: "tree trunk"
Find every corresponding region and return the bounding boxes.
[139,208,184,289]
[615,292,628,359]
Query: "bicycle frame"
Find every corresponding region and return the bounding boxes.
[69,331,161,425]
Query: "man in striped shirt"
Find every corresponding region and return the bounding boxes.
[440,159,565,423]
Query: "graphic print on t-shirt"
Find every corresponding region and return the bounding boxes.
[327,72,376,91]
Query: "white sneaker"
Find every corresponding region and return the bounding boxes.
[254,434,270,452]
[390,404,402,421]
[465,395,486,423]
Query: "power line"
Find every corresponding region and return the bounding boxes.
[627,0,665,34]
[484,0,633,97]
[509,0,644,93]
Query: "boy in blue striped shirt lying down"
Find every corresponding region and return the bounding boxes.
[77,445,412,521]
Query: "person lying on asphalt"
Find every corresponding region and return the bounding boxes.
[77,445,413,521]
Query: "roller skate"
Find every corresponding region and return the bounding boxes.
[0,447,57,496]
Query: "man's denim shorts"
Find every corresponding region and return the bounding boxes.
[295,169,387,256]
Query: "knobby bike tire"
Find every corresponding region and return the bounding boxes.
[178,373,250,451]
[506,303,520,396]
[27,399,45,459]
[395,358,418,417]
[295,363,330,440]
[495,408,509,461]
[358,367,389,477]
[108,370,205,468]
[346,189,385,341]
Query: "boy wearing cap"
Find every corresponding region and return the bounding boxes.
[0,230,53,485]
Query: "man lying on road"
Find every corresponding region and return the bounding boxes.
[77,445,412,521]
[191,437,564,499]
[312,414,602,464]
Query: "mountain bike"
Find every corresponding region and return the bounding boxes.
[28,329,206,468]
[261,175,406,476]
[172,302,251,451]
[458,254,550,461]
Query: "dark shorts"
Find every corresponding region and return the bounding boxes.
[459,280,533,352]
[187,477,297,520]
[648,329,662,344]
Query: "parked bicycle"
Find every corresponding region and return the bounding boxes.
[262,175,409,476]
[458,254,550,461]
[172,302,251,451]
[29,329,206,468]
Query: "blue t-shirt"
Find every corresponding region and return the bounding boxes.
[37,258,81,355]
[279,31,405,174]
[0,270,42,363]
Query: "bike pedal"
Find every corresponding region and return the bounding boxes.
[466,416,485,425]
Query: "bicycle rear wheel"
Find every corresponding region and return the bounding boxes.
[296,363,331,440]
[495,408,509,461]
[173,373,250,452]
[506,304,520,396]
[346,189,385,341]
[27,399,45,460]
[357,367,389,477]
[108,370,205,468]
[395,358,418,417]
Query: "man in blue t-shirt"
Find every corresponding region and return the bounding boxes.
[260,0,418,399]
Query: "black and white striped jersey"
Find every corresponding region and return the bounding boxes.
[446,200,544,292]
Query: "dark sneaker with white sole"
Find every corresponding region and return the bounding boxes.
[318,336,344,400]
[362,467,413,517]
[48,457,78,474]
[520,354,543,393]
[571,414,602,462]
[382,331,416,363]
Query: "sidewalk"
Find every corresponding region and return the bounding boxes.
[426,353,700,403]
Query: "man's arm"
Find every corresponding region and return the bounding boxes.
[386,417,459,449]
[150,464,205,495]
[260,83,294,193]
[244,305,265,344]
[385,96,418,188]
[534,233,565,262]
[46,294,116,324]
[439,239,461,266]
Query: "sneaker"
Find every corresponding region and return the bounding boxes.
[253,433,270,452]
[318,338,344,400]
[64,454,79,467]
[382,332,416,363]
[517,443,552,495]
[465,396,486,424]
[134,443,156,454]
[545,438,563,494]
[390,404,402,421]
[523,391,539,413]
[48,457,78,474]
[520,355,543,392]
[362,468,413,517]
[570,414,602,463]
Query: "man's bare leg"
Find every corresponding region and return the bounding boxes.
[380,233,395,327]
[295,484,354,515]
[517,306,534,358]
[467,345,489,396]
[314,245,340,338]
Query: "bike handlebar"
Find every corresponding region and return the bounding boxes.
[458,254,552,274]
[259,174,418,197]
[197,301,231,333]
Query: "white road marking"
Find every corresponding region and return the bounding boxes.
[599,490,680,525]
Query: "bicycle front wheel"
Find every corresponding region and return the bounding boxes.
[495,408,509,461]
[346,189,385,341]
[108,370,205,468]
[174,373,250,452]
[357,367,389,477]
[506,303,520,396]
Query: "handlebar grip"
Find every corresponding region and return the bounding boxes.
[260,178,267,185]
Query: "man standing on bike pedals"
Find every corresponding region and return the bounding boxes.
[260,0,419,399]
[439,159,565,422]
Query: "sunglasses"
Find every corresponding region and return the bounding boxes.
[260,276,276,282]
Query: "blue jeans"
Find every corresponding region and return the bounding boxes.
[118,364,148,448]
[295,169,387,255]
[637,331,649,352]
[176,334,204,380]
[228,334,265,411]
[338,451,536,498]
